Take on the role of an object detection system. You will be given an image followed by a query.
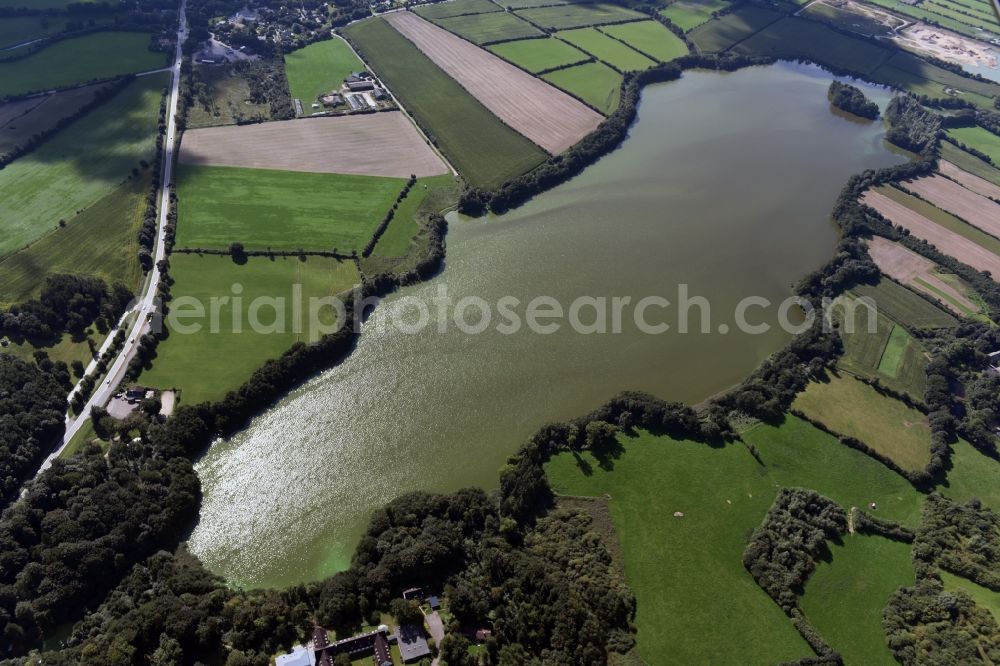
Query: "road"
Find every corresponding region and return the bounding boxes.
[35,1,187,475]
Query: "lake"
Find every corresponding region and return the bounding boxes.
[189,62,905,589]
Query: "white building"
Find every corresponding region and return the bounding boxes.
[275,645,315,666]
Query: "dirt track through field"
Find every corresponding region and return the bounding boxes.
[900,174,1000,238]
[384,11,603,154]
[861,189,1000,279]
[179,112,450,178]
[939,160,1000,202]
[867,236,980,315]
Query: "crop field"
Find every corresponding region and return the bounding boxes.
[0,82,110,156]
[139,254,360,404]
[793,373,933,472]
[940,143,1000,188]
[542,61,622,114]
[687,6,782,52]
[556,27,655,70]
[545,431,812,665]
[180,113,449,178]
[947,126,1000,165]
[175,165,405,252]
[487,37,589,73]
[861,188,1000,277]
[372,174,456,258]
[852,278,957,330]
[659,0,731,32]
[0,173,148,306]
[941,571,1000,621]
[414,0,503,19]
[942,438,1000,512]
[0,31,166,98]
[514,2,647,30]
[284,37,363,109]
[923,0,998,31]
[900,174,1000,237]
[867,236,981,317]
[343,18,547,187]
[0,73,166,258]
[434,11,544,43]
[939,159,1000,201]
[733,17,892,75]
[494,0,571,7]
[800,535,914,666]
[600,21,689,61]
[383,12,603,154]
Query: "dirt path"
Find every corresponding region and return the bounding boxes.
[383,11,603,154]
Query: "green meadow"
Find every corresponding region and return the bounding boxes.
[939,142,1000,188]
[556,28,655,71]
[435,11,543,43]
[372,175,456,258]
[800,534,913,666]
[877,325,910,377]
[940,571,1000,621]
[343,18,547,188]
[543,61,622,114]
[852,278,957,330]
[175,165,405,252]
[659,0,731,32]
[0,82,111,157]
[0,15,73,49]
[0,73,166,258]
[414,0,502,19]
[0,171,149,306]
[688,6,782,52]
[0,31,166,98]
[139,254,359,404]
[600,21,689,61]
[284,37,363,108]
[514,3,646,30]
[488,38,589,73]
[947,126,1000,165]
[941,438,1000,512]
[793,373,932,473]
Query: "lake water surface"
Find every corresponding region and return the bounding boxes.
[190,63,906,589]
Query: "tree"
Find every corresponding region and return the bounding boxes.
[390,598,424,627]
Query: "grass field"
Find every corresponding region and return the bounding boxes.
[0,73,166,258]
[873,51,1000,102]
[793,373,933,472]
[175,165,405,252]
[947,126,1000,165]
[186,64,273,128]
[659,0,731,32]
[875,185,1000,258]
[687,6,782,52]
[372,175,456,257]
[414,0,503,19]
[543,61,622,114]
[801,1,898,36]
[852,278,957,330]
[59,418,101,460]
[139,254,359,404]
[940,142,1000,188]
[556,27,655,70]
[545,431,812,664]
[487,37,589,73]
[0,31,166,98]
[877,324,909,377]
[732,17,892,75]
[0,82,110,157]
[514,3,647,30]
[600,20,689,61]
[941,438,1000,512]
[940,571,1000,621]
[434,11,544,43]
[0,15,73,48]
[0,171,149,306]
[495,0,571,7]
[343,18,546,188]
[284,37,363,109]
[800,534,913,666]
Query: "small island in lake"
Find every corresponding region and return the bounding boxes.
[828,80,880,120]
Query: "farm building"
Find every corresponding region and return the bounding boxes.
[347,80,375,92]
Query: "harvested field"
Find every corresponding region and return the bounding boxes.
[861,189,1000,278]
[384,11,603,154]
[939,160,1000,201]
[179,112,449,178]
[867,236,980,316]
[900,174,1000,238]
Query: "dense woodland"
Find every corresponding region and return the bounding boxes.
[827,81,879,120]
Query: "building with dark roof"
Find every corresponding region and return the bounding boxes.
[427,595,440,610]
[346,80,375,92]
[397,624,431,663]
[312,626,393,666]
[374,632,392,666]
[402,587,423,600]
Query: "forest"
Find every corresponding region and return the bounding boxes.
[827,81,878,120]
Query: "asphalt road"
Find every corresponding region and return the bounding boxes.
[35,1,187,475]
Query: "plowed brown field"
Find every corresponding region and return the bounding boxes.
[867,236,980,315]
[900,174,1000,238]
[938,160,1000,202]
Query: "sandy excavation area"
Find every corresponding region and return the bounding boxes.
[179,112,450,178]
[384,11,603,154]
[939,160,1000,201]
[867,236,980,314]
[895,24,999,70]
[900,174,1000,238]
[861,189,1000,278]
